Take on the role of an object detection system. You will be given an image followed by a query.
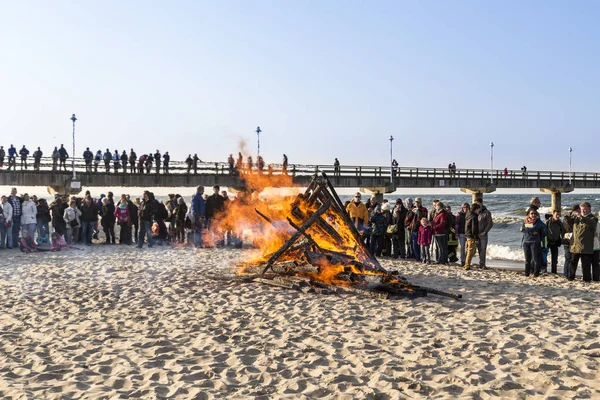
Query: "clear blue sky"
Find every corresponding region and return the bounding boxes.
[1,1,598,171]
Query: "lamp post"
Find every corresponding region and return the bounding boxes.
[256,126,262,160]
[490,141,494,184]
[569,147,573,184]
[389,135,394,183]
[71,114,77,179]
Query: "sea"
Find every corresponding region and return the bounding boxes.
[339,192,600,269]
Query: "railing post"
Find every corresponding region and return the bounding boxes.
[359,166,362,177]
[416,168,418,178]
[292,165,296,177]
[315,165,319,174]
[433,168,436,178]
[537,172,540,180]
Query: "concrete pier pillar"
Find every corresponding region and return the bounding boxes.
[460,185,496,204]
[361,183,397,205]
[540,185,574,211]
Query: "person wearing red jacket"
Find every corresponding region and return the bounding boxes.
[432,201,449,264]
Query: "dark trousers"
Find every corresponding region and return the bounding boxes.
[391,233,406,258]
[103,221,115,243]
[411,232,421,261]
[523,241,542,276]
[12,218,21,247]
[548,243,560,273]
[433,234,448,264]
[369,234,384,257]
[569,253,595,282]
[119,223,132,244]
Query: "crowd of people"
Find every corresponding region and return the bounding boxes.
[0,185,239,252]
[344,194,493,270]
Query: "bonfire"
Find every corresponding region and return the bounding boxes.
[235,173,461,300]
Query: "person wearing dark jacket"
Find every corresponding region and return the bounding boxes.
[455,203,469,266]
[83,148,93,172]
[126,195,139,244]
[464,203,481,270]
[58,144,69,171]
[546,210,564,274]
[174,197,188,244]
[138,191,157,248]
[562,205,579,277]
[391,199,407,259]
[568,202,598,282]
[192,186,206,247]
[163,152,170,174]
[405,197,428,262]
[521,209,547,277]
[154,151,161,174]
[80,197,97,245]
[205,185,225,247]
[19,145,30,170]
[35,198,51,244]
[121,151,128,173]
[129,149,137,173]
[101,197,116,244]
[432,201,449,264]
[50,196,67,235]
[369,205,387,257]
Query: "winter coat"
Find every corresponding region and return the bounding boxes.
[64,207,82,228]
[478,206,493,235]
[465,211,479,239]
[206,193,225,219]
[432,209,448,235]
[346,201,369,226]
[80,202,98,222]
[114,205,130,225]
[2,202,13,223]
[127,201,139,224]
[392,205,407,237]
[406,206,428,232]
[521,218,546,244]
[546,218,563,245]
[418,225,433,246]
[21,200,37,225]
[192,193,206,218]
[369,213,387,236]
[36,200,51,223]
[139,195,158,222]
[571,213,597,255]
[455,211,466,235]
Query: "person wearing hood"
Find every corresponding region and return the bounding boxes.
[369,205,387,257]
[114,194,132,245]
[391,198,407,259]
[50,195,67,235]
[20,193,37,242]
[568,202,598,282]
[64,200,82,244]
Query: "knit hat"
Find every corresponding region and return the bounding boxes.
[415,197,422,203]
[405,197,413,208]
[381,203,391,212]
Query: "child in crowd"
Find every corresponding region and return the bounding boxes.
[546,209,564,274]
[418,217,432,264]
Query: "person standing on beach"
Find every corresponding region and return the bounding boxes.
[126,195,139,244]
[369,205,386,257]
[50,195,67,235]
[36,198,51,244]
[0,196,13,248]
[455,203,469,266]
[520,209,546,277]
[403,198,414,258]
[79,197,97,245]
[20,194,37,242]
[475,197,493,269]
[346,192,369,230]
[407,197,428,262]
[546,210,564,274]
[432,201,449,264]
[391,198,407,259]
[205,185,225,246]
[8,188,22,248]
[568,202,598,282]
[192,186,206,248]
[138,191,157,248]
[64,200,81,245]
[463,203,480,270]
[114,194,132,245]
[418,218,433,264]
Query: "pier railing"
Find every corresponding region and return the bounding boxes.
[0,157,595,182]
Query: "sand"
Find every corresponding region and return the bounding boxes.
[1,246,600,399]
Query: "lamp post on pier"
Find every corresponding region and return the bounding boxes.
[71,114,77,179]
[256,126,262,160]
[569,147,573,184]
[490,141,494,184]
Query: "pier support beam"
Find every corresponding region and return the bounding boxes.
[361,183,397,204]
[540,185,574,212]
[47,178,82,195]
[460,185,496,203]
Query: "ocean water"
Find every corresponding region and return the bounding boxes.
[340,193,600,266]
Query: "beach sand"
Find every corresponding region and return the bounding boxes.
[1,246,600,399]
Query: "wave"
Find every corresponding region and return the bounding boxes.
[485,244,565,265]
[492,217,521,225]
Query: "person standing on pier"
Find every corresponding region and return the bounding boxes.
[163,152,170,174]
[51,147,59,170]
[93,150,101,172]
[236,152,243,174]
[33,147,43,171]
[121,151,128,173]
[83,148,93,172]
[0,146,5,168]
[7,145,17,171]
[227,154,235,175]
[58,144,69,171]
[475,197,493,269]
[154,150,161,174]
[333,158,340,176]
[19,145,29,170]
[145,153,153,173]
[113,150,121,173]
[103,149,112,172]
[282,154,288,175]
[246,156,253,174]
[129,149,137,173]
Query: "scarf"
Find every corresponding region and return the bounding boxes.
[525,215,537,225]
